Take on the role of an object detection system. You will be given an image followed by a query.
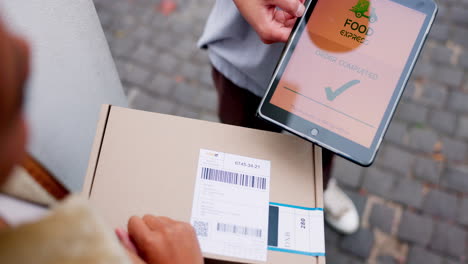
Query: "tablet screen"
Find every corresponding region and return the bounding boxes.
[270,0,427,148]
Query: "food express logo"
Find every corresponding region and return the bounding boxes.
[340,0,378,45]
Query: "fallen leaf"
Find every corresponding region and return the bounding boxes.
[431,153,445,162]
[433,140,442,153]
[114,30,127,38]
[173,75,185,83]
[158,0,177,16]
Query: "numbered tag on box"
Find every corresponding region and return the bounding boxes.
[268,203,325,256]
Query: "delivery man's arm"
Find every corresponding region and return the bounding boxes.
[233,0,306,44]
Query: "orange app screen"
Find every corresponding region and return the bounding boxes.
[270,0,426,148]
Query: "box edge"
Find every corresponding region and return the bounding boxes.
[81,104,111,197]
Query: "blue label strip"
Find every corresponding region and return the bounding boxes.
[268,246,326,257]
[267,202,325,257]
[269,202,324,211]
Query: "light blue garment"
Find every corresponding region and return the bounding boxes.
[198,0,285,97]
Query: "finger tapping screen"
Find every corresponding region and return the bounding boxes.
[270,0,427,148]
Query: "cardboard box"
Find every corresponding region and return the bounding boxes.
[83,105,326,264]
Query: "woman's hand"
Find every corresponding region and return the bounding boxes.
[118,215,203,264]
[233,0,306,44]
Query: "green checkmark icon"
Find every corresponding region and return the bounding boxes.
[325,80,361,101]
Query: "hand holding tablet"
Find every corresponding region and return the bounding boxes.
[233,0,306,44]
[258,0,437,166]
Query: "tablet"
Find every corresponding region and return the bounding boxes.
[258,0,437,166]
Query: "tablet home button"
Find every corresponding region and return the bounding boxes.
[311,128,319,136]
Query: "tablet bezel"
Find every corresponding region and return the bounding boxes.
[258,0,438,166]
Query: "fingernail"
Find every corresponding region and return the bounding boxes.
[115,228,125,241]
[296,4,305,17]
[116,228,138,252]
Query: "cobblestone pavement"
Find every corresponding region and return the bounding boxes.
[93,0,468,263]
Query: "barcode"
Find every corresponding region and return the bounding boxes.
[201,167,267,190]
[193,221,209,237]
[216,223,263,238]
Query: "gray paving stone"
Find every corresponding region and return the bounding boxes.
[150,14,171,31]
[442,258,461,264]
[169,36,198,60]
[128,88,176,115]
[131,43,159,66]
[193,50,211,66]
[433,66,464,88]
[379,145,414,177]
[199,112,220,123]
[377,256,397,264]
[173,82,200,106]
[369,203,395,233]
[451,26,468,49]
[198,64,213,86]
[122,63,151,87]
[456,116,468,139]
[325,225,341,246]
[155,53,179,74]
[413,156,443,184]
[343,189,367,216]
[407,246,443,264]
[138,7,157,25]
[430,221,467,259]
[458,197,468,226]
[120,81,132,95]
[460,54,468,69]
[152,32,178,51]
[436,3,448,20]
[148,74,175,96]
[440,137,467,162]
[180,62,201,81]
[431,45,454,65]
[423,189,458,220]
[362,168,396,198]
[113,58,128,80]
[395,102,428,124]
[325,247,357,264]
[194,88,218,112]
[429,23,450,42]
[413,62,434,79]
[441,165,468,193]
[429,110,457,135]
[402,81,416,100]
[418,83,448,108]
[111,13,137,32]
[385,120,407,146]
[129,26,154,43]
[398,210,433,246]
[408,128,438,154]
[332,157,364,189]
[450,7,468,25]
[348,257,365,264]
[95,8,114,28]
[340,228,374,259]
[175,105,201,119]
[109,36,138,57]
[170,22,195,37]
[448,91,468,114]
[391,177,424,208]
[420,45,434,61]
